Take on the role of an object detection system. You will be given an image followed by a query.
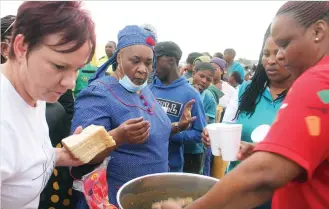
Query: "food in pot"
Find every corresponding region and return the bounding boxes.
[151,197,193,209]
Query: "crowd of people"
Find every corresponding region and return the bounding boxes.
[0,1,328,209]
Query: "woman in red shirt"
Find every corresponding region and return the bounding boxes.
[161,1,329,209]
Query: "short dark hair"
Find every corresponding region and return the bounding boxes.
[9,1,96,63]
[276,1,329,28]
[224,48,236,58]
[213,52,224,59]
[230,71,243,84]
[186,52,203,64]
[1,15,16,64]
[194,62,215,74]
[107,41,117,49]
[1,15,15,41]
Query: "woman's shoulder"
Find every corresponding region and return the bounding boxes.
[204,90,217,111]
[76,76,117,98]
[204,89,216,101]
[89,76,118,89]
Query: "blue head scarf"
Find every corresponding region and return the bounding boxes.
[89,25,156,83]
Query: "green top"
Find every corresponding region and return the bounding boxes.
[74,63,97,98]
[207,84,224,105]
[226,81,287,172]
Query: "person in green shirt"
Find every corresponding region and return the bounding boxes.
[191,63,217,176]
[220,24,292,209]
[184,61,216,175]
[73,63,98,98]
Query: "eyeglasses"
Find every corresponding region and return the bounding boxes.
[2,20,15,37]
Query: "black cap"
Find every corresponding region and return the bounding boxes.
[154,41,182,61]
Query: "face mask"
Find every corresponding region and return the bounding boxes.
[117,56,147,93]
[119,75,147,92]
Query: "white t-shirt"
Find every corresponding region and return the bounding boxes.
[0,73,55,209]
[218,81,236,107]
[222,87,239,123]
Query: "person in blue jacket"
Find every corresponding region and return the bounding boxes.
[71,26,194,208]
[150,41,206,172]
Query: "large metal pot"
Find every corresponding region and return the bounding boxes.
[117,173,218,209]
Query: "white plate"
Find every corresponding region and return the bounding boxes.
[251,124,271,143]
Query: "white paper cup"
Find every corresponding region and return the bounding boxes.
[206,123,222,156]
[206,123,242,161]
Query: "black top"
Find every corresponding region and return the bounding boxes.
[38,102,76,209]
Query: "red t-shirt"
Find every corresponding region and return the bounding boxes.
[254,55,329,209]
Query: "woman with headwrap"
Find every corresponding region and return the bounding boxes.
[162,1,329,209]
[71,25,195,208]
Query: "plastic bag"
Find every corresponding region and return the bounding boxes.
[73,157,118,209]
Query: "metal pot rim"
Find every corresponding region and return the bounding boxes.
[116,172,219,209]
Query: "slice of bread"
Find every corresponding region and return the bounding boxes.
[62,125,116,163]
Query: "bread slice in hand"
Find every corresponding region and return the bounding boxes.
[62,125,116,164]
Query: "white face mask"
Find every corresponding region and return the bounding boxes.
[117,55,147,92]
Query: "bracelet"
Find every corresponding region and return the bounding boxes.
[172,122,180,133]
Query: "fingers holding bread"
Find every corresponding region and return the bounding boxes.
[62,125,116,164]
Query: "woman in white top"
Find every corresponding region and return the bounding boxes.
[1,3,153,209]
[0,2,97,209]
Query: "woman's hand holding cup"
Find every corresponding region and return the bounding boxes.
[201,128,211,147]
[237,141,256,161]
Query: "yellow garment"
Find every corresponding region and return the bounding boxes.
[211,105,228,179]
[211,157,228,179]
[193,55,211,64]
[90,53,98,67]
[98,56,113,74]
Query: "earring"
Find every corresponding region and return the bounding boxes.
[315,37,319,41]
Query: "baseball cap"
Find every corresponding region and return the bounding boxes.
[154,41,182,61]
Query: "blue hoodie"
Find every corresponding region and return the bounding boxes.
[149,76,206,172]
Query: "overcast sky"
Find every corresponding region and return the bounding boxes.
[1,1,285,62]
